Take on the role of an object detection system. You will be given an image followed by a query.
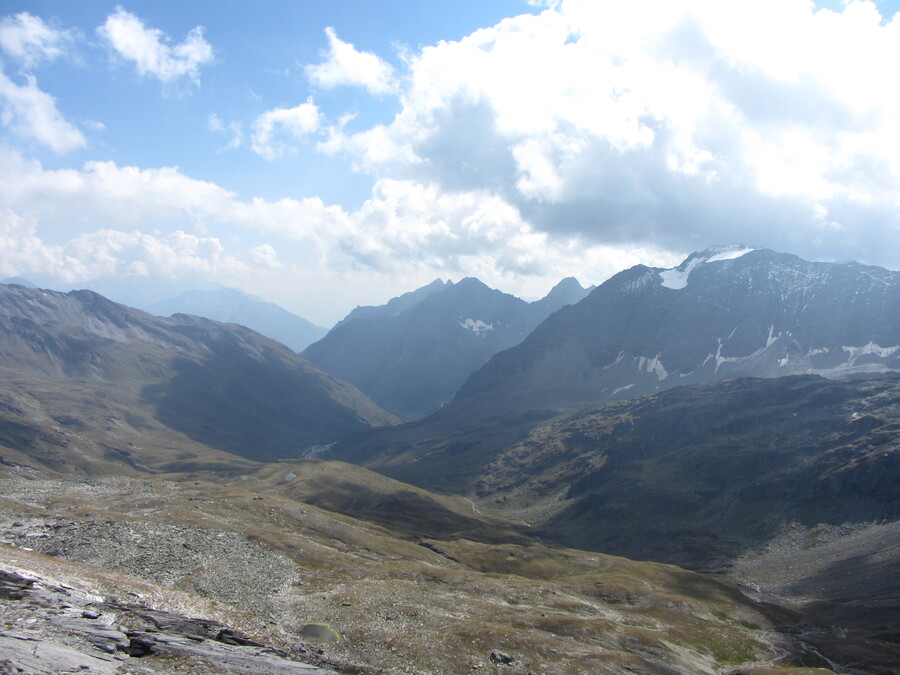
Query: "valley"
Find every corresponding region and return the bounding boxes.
[1,247,899,674]
[0,470,878,674]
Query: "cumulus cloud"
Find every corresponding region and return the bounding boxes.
[250,98,321,159]
[0,146,667,323]
[0,71,86,152]
[6,0,900,322]
[0,12,84,152]
[0,208,245,284]
[65,229,246,280]
[305,27,396,95]
[320,0,900,267]
[0,209,62,278]
[0,159,248,285]
[0,12,74,67]
[97,6,213,85]
[251,244,281,268]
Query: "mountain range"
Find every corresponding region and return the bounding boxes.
[3,247,900,673]
[146,287,328,352]
[0,284,395,472]
[335,372,899,555]
[450,245,900,418]
[303,276,591,420]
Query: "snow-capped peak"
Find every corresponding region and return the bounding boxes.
[659,245,758,290]
[705,245,758,263]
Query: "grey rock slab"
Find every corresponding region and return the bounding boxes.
[0,562,338,674]
[0,631,121,674]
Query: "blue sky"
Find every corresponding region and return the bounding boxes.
[1,0,899,325]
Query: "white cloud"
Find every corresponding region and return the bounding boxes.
[97,6,213,85]
[251,244,281,268]
[0,147,679,324]
[0,12,73,67]
[0,148,236,229]
[65,229,246,281]
[207,113,224,133]
[0,208,245,284]
[0,152,267,279]
[0,12,83,152]
[208,113,243,150]
[0,71,86,152]
[305,27,396,95]
[250,98,321,160]
[318,0,900,265]
[318,118,421,172]
[0,209,61,278]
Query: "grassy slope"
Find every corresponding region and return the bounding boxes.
[0,472,840,675]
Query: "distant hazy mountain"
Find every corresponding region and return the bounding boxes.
[0,284,397,471]
[146,288,327,352]
[1,277,36,288]
[303,277,591,420]
[451,246,900,417]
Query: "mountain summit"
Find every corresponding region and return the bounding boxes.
[657,244,759,289]
[451,247,900,416]
[304,277,590,420]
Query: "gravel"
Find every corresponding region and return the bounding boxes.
[0,517,298,619]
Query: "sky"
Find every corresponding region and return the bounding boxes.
[0,0,899,326]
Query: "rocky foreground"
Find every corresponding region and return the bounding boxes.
[0,544,334,674]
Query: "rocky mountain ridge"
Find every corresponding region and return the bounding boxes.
[331,373,900,562]
[451,246,900,417]
[0,284,397,470]
[303,276,591,420]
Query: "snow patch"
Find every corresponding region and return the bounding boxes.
[459,318,494,335]
[659,245,758,290]
[638,354,668,380]
[623,270,656,293]
[713,333,773,373]
[706,246,757,263]
[604,351,626,370]
[612,384,635,397]
[842,342,900,363]
[659,258,703,290]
